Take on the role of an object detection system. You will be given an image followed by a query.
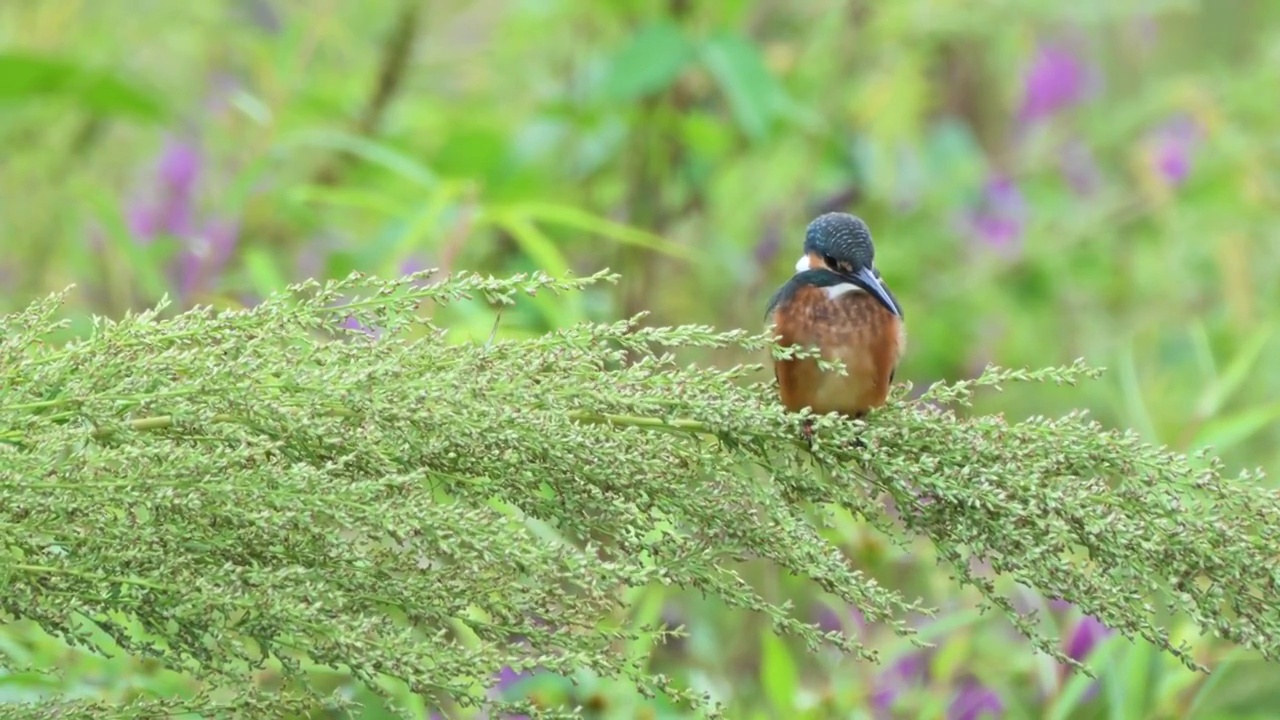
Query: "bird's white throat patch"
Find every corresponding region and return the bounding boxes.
[823,283,865,299]
[795,254,864,299]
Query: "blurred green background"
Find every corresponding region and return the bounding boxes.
[3,0,1280,717]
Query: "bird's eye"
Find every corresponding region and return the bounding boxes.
[822,254,853,275]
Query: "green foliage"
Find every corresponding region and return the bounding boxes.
[0,52,165,122]
[3,270,1279,717]
[4,0,1280,716]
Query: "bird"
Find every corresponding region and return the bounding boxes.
[764,212,905,438]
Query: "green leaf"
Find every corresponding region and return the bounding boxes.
[477,209,583,328]
[929,629,971,682]
[0,52,165,121]
[86,192,171,302]
[1187,320,1218,380]
[287,185,406,217]
[242,246,289,296]
[602,21,694,101]
[507,201,696,260]
[324,250,359,281]
[623,586,669,662]
[1114,343,1157,441]
[481,210,571,277]
[0,669,59,703]
[1104,638,1159,720]
[698,33,785,142]
[432,122,512,181]
[853,54,928,145]
[759,629,799,713]
[359,201,444,272]
[878,608,984,661]
[923,119,987,203]
[1193,324,1274,419]
[275,130,437,188]
[1046,633,1121,720]
[1183,648,1258,716]
[1192,401,1280,452]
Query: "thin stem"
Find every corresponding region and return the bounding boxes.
[3,388,203,413]
[82,406,362,439]
[565,409,817,454]
[26,405,820,457]
[10,563,169,591]
[9,565,338,639]
[565,410,716,435]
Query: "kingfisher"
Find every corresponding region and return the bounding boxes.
[765,212,905,437]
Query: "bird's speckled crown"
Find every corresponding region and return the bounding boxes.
[804,212,875,263]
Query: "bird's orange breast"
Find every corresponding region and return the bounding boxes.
[770,285,905,418]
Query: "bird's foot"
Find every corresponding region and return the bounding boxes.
[848,412,868,451]
[801,418,815,448]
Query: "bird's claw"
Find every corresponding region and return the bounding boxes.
[801,418,815,449]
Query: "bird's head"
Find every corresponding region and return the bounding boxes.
[793,212,901,317]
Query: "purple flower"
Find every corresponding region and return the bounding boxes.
[491,664,539,719]
[1130,14,1160,52]
[175,218,241,299]
[205,72,243,117]
[399,255,436,288]
[121,134,246,302]
[1058,138,1102,196]
[659,603,688,652]
[400,255,427,275]
[1047,598,1074,613]
[813,601,864,636]
[1147,115,1200,187]
[960,174,1027,257]
[1018,44,1089,123]
[814,604,841,634]
[156,137,203,195]
[755,217,782,267]
[1057,612,1112,702]
[127,137,202,242]
[872,653,928,710]
[949,679,1005,719]
[494,665,532,693]
[1065,615,1112,661]
[237,0,282,34]
[339,313,381,340]
[295,233,340,282]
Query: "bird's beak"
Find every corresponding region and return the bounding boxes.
[852,266,901,317]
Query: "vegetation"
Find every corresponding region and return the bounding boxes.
[3,1,1280,717]
[5,271,1280,718]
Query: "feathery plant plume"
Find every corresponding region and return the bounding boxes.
[3,269,1280,717]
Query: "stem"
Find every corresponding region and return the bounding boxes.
[103,413,238,436]
[312,0,422,186]
[87,407,360,439]
[565,410,716,435]
[565,410,815,453]
[10,563,169,591]
[9,564,334,640]
[3,388,204,413]
[25,405,818,455]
